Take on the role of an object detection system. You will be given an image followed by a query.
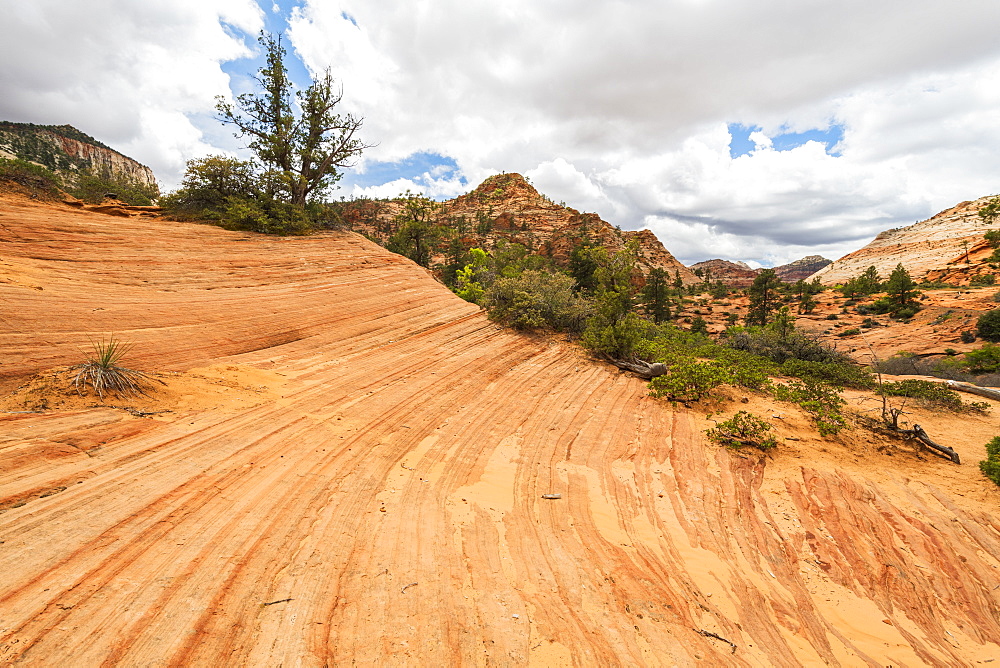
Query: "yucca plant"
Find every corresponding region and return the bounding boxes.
[71,335,162,398]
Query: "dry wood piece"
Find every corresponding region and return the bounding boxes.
[904,424,961,464]
[696,629,737,654]
[541,494,562,500]
[607,359,667,380]
[401,582,418,593]
[945,380,1000,402]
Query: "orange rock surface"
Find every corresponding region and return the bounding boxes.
[2,196,1000,666]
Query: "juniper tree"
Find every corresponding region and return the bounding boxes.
[745,268,782,326]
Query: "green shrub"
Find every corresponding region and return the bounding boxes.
[981,436,1000,487]
[971,274,996,287]
[838,327,861,337]
[773,380,847,435]
[961,330,977,343]
[963,343,1000,373]
[0,157,62,197]
[878,379,989,413]
[484,270,591,333]
[976,309,1000,342]
[648,359,730,402]
[825,314,839,320]
[69,168,159,205]
[705,411,777,451]
[780,358,874,389]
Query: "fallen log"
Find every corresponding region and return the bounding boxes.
[902,424,961,464]
[607,359,667,380]
[945,380,1000,402]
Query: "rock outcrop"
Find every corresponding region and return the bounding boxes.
[0,121,156,188]
[811,196,998,285]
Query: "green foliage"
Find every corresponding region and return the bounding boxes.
[455,247,489,303]
[963,343,1000,373]
[648,359,731,402]
[705,411,777,451]
[219,196,312,235]
[878,379,990,414]
[870,264,921,317]
[0,158,62,197]
[976,309,1000,342]
[160,155,260,220]
[385,194,442,267]
[980,436,1000,487]
[780,358,874,389]
[979,196,1000,226]
[483,270,591,332]
[690,316,708,335]
[70,335,162,399]
[568,243,601,293]
[773,380,847,436]
[970,274,996,287]
[839,265,881,299]
[724,321,850,365]
[745,268,782,325]
[582,312,652,359]
[69,167,159,206]
[216,33,367,208]
[640,267,672,323]
[838,327,861,337]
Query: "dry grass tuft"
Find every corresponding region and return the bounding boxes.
[70,335,163,398]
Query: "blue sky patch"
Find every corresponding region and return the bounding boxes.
[728,123,844,158]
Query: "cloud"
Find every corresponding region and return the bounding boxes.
[3,1,1000,266]
[0,0,264,188]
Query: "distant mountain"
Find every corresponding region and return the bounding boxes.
[810,196,997,285]
[0,121,156,188]
[774,255,831,282]
[688,259,759,288]
[344,173,700,283]
[688,255,832,288]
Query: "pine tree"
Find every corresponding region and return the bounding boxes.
[745,268,782,326]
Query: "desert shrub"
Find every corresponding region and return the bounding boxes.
[993,290,1000,303]
[0,157,62,197]
[861,317,880,328]
[838,328,861,337]
[971,274,997,287]
[161,155,260,220]
[963,343,1000,373]
[648,359,730,402]
[878,379,989,413]
[705,411,777,451]
[219,196,312,236]
[690,316,708,334]
[714,349,775,390]
[71,335,162,398]
[724,324,850,365]
[825,314,839,320]
[976,309,1000,342]
[484,270,591,333]
[781,358,874,389]
[69,168,159,205]
[944,348,958,356]
[773,380,847,435]
[961,330,977,343]
[981,437,1000,487]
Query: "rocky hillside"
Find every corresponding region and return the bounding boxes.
[346,173,699,283]
[811,195,998,285]
[0,121,156,187]
[775,254,831,282]
[688,258,759,287]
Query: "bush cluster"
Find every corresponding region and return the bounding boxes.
[705,412,777,451]
[0,158,62,197]
[981,436,1000,487]
[878,379,989,414]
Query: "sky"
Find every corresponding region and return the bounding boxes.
[2,1,1000,267]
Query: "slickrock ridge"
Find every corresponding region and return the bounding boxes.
[1,194,1000,665]
[811,195,998,285]
[0,121,156,188]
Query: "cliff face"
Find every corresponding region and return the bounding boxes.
[350,173,699,283]
[0,121,156,187]
[810,196,997,285]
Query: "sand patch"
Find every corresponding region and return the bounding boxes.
[0,363,287,417]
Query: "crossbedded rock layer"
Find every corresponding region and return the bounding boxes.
[1,196,999,666]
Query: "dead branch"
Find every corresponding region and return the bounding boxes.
[945,380,1000,402]
[607,359,667,380]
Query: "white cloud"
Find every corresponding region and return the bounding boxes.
[3,1,1000,266]
[0,0,263,188]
